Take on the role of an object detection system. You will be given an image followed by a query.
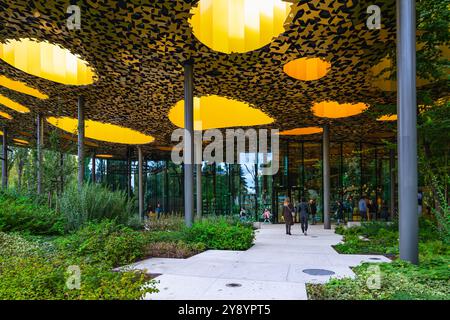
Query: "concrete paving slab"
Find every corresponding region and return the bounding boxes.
[127,224,391,300]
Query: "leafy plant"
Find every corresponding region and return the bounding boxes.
[0,191,64,235]
[144,241,206,259]
[58,183,139,231]
[55,220,146,268]
[184,217,255,250]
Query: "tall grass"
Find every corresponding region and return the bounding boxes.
[58,183,140,231]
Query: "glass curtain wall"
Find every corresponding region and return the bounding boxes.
[89,141,394,222]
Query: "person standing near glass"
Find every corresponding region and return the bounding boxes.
[283,197,294,235]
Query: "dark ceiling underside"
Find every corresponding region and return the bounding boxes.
[0,0,426,159]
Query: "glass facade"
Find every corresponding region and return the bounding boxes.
[87,139,395,222]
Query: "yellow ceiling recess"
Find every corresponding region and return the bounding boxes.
[96,154,114,159]
[47,117,155,145]
[189,0,292,54]
[0,75,48,99]
[377,114,397,121]
[169,95,274,130]
[312,101,368,119]
[278,127,324,136]
[283,58,331,81]
[0,38,96,86]
[0,94,30,113]
[13,138,29,144]
[0,111,12,120]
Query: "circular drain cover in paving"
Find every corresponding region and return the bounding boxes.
[226,283,242,288]
[369,257,381,261]
[302,269,335,276]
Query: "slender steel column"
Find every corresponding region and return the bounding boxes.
[301,141,305,198]
[77,96,85,190]
[138,146,144,220]
[390,148,396,220]
[1,127,7,189]
[184,61,194,227]
[323,125,331,229]
[37,115,44,194]
[195,130,202,218]
[397,0,418,265]
[164,160,169,213]
[127,147,132,198]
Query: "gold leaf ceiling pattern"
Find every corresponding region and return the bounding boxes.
[0,0,442,159]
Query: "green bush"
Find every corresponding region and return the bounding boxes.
[0,232,157,300]
[184,218,254,250]
[144,241,206,258]
[0,232,41,258]
[309,261,450,300]
[0,255,156,300]
[0,192,64,235]
[58,183,140,231]
[144,215,185,232]
[55,220,146,268]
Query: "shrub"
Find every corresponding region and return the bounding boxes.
[0,192,64,235]
[58,183,139,231]
[0,232,41,258]
[144,241,206,259]
[55,221,146,268]
[144,215,185,232]
[184,218,255,250]
[0,231,157,300]
[0,254,157,300]
[309,261,450,300]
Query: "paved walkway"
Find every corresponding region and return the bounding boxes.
[127,224,390,300]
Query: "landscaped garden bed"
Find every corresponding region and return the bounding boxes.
[0,187,255,300]
[307,219,450,300]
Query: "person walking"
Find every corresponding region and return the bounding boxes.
[358,196,367,221]
[309,199,317,225]
[299,198,309,236]
[263,208,271,223]
[156,201,162,219]
[336,200,344,225]
[283,197,294,235]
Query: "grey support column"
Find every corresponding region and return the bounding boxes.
[77,96,85,190]
[390,148,396,220]
[37,115,44,194]
[184,61,194,227]
[323,125,331,229]
[397,0,419,264]
[195,137,202,219]
[138,146,144,220]
[127,147,132,198]
[1,127,7,189]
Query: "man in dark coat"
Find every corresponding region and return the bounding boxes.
[299,198,309,235]
[283,197,294,235]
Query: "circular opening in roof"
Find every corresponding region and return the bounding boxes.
[377,114,397,121]
[0,111,12,120]
[189,0,292,54]
[312,101,368,119]
[278,127,323,136]
[302,269,335,276]
[0,94,30,113]
[169,95,274,130]
[47,117,155,145]
[284,58,331,81]
[0,38,96,86]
